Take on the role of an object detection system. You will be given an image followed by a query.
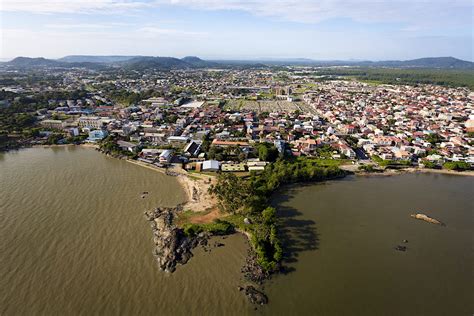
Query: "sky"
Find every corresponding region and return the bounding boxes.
[0,0,473,61]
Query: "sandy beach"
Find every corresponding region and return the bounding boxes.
[174,173,217,213]
[125,159,220,222]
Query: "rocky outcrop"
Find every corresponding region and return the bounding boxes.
[410,213,445,226]
[244,286,268,305]
[144,207,209,272]
[241,247,271,284]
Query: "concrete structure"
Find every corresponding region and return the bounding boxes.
[202,160,220,171]
[88,130,108,142]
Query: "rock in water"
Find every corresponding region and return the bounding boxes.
[395,245,407,252]
[244,286,268,305]
[144,207,208,272]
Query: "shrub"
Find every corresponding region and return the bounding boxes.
[182,220,234,237]
[443,161,471,171]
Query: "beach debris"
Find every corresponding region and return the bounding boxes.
[410,213,445,226]
[244,217,252,225]
[402,239,408,243]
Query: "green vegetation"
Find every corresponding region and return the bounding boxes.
[98,136,138,158]
[443,161,471,171]
[257,143,279,162]
[421,160,439,169]
[312,68,474,89]
[44,133,64,145]
[0,89,91,151]
[182,219,234,236]
[311,158,347,167]
[425,133,444,145]
[208,145,247,162]
[358,164,379,172]
[372,155,412,168]
[315,144,336,159]
[107,90,152,106]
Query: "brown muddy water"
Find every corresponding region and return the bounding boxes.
[1,147,472,315]
[0,147,249,315]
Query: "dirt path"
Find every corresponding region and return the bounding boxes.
[188,208,221,224]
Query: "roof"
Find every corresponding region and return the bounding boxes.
[181,101,205,108]
[168,136,189,142]
[248,166,265,171]
[202,160,220,170]
[184,141,200,155]
[212,139,250,147]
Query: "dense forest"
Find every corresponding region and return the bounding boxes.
[309,68,474,89]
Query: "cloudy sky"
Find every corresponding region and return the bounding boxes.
[0,0,472,60]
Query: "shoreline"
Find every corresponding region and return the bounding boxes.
[354,167,474,177]
[125,158,218,217]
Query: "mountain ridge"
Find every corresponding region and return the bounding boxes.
[2,56,473,70]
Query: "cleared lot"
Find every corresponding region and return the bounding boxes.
[224,100,315,114]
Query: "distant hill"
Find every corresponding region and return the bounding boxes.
[58,55,142,63]
[2,56,472,71]
[361,57,474,69]
[243,56,474,69]
[1,56,218,71]
[8,57,60,67]
[120,56,218,70]
[3,56,106,70]
[181,56,218,68]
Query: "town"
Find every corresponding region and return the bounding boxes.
[1,66,473,172]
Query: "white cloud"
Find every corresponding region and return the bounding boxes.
[0,26,209,58]
[161,0,472,26]
[0,0,152,14]
[1,0,471,29]
[137,26,208,37]
[45,22,131,29]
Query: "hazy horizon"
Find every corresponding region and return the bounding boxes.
[1,0,472,61]
[1,55,473,63]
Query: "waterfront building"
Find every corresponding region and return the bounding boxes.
[202,160,220,171]
[40,119,64,129]
[159,149,174,163]
[88,130,108,142]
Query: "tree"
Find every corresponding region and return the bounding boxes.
[443,161,470,171]
[209,173,253,214]
[201,134,211,153]
[258,143,278,162]
[262,207,277,224]
[426,133,443,145]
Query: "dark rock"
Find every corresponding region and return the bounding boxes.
[144,206,208,272]
[241,248,271,283]
[244,286,268,305]
[395,245,407,252]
